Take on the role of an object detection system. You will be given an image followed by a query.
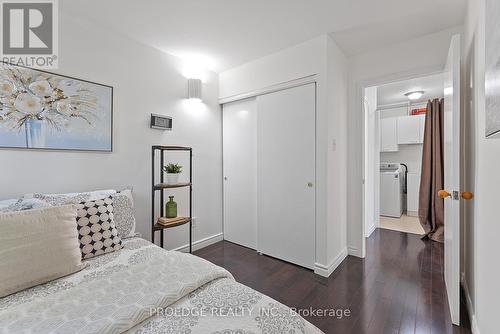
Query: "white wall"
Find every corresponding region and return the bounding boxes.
[346,26,462,257]
[326,36,349,270]
[219,37,326,99]
[381,145,423,174]
[219,35,349,276]
[463,0,500,332]
[364,86,378,236]
[0,12,223,250]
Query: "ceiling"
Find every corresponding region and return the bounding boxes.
[377,73,444,106]
[61,0,466,72]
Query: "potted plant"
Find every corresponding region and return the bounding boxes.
[163,163,182,184]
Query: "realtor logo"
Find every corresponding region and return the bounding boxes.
[0,0,58,68]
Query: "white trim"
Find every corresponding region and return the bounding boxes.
[347,246,363,258]
[218,75,317,104]
[365,223,376,237]
[407,210,418,217]
[172,233,223,253]
[461,273,480,334]
[314,248,348,277]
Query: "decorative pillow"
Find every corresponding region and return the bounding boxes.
[32,193,91,206]
[0,198,18,211]
[0,197,52,212]
[76,196,122,259]
[111,189,136,239]
[0,205,85,297]
[25,189,117,206]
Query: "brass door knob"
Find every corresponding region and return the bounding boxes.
[461,191,474,200]
[438,190,451,199]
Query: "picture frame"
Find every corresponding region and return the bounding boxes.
[0,62,113,151]
[485,0,500,138]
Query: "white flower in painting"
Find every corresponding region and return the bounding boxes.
[55,100,71,114]
[14,93,42,114]
[0,81,16,97]
[29,80,53,97]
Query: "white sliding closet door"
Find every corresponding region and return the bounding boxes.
[257,83,315,269]
[223,98,257,249]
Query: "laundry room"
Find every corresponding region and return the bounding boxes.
[363,73,444,236]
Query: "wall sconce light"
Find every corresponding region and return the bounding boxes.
[188,78,202,102]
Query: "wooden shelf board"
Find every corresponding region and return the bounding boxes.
[154,182,192,190]
[154,217,191,230]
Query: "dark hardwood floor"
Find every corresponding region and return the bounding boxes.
[194,228,471,334]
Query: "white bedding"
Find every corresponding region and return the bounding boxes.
[0,238,323,334]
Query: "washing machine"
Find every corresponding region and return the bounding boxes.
[380,163,404,218]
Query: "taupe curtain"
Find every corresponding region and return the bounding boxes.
[418,98,445,242]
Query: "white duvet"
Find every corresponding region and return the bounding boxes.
[0,238,323,334]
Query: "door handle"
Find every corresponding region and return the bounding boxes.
[461,191,474,200]
[438,190,451,199]
[438,190,473,200]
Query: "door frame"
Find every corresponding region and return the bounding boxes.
[357,67,444,258]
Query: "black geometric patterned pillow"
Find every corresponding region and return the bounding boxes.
[75,196,123,259]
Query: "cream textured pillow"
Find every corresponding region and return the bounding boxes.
[0,205,85,297]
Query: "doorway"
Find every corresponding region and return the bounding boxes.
[360,35,464,326]
[363,73,444,238]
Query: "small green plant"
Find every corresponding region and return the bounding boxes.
[163,163,182,174]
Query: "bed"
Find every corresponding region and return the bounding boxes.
[0,236,323,333]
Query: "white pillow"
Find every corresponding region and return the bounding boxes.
[29,189,117,199]
[0,198,52,212]
[0,205,86,297]
[23,189,117,206]
[0,198,19,211]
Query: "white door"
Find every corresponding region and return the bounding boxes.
[257,84,315,269]
[222,98,258,249]
[443,34,461,325]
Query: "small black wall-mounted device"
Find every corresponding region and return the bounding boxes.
[150,114,172,130]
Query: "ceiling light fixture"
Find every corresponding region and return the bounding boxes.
[404,91,425,101]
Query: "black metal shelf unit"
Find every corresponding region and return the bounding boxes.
[151,145,193,253]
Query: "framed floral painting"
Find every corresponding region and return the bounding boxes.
[0,63,113,151]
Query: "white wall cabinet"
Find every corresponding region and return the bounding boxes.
[397,116,420,144]
[397,114,426,144]
[223,84,316,269]
[380,118,398,152]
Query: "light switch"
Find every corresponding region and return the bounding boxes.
[332,139,337,152]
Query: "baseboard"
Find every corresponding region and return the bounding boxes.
[461,272,480,334]
[347,246,363,258]
[407,210,418,217]
[172,233,223,253]
[365,224,376,237]
[314,248,348,277]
